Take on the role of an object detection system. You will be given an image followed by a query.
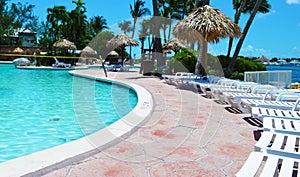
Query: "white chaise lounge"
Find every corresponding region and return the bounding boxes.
[52,57,71,68]
[252,105,300,120]
[241,94,300,113]
[223,85,278,112]
[263,117,300,135]
[236,151,300,177]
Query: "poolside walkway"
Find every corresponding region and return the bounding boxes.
[42,70,258,177]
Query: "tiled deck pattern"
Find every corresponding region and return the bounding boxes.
[41,70,257,177]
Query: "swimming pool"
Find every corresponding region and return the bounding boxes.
[0,64,138,162]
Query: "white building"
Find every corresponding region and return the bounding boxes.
[3,28,37,47]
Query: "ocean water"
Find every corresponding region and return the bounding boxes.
[266,65,300,83]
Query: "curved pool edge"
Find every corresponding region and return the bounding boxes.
[0,71,153,177]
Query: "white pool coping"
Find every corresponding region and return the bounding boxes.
[0,71,153,176]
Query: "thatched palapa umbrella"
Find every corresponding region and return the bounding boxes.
[107,50,119,57]
[162,38,188,54]
[13,47,24,54]
[174,5,241,43]
[53,39,77,50]
[81,46,96,56]
[53,39,76,64]
[80,46,98,64]
[106,33,139,64]
[173,5,241,75]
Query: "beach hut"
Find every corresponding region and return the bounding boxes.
[255,57,269,63]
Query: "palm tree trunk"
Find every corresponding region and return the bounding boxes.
[163,24,167,43]
[226,38,234,58]
[140,38,145,74]
[194,0,209,75]
[226,0,246,57]
[152,0,164,68]
[130,18,137,66]
[195,43,202,74]
[228,0,264,70]
[195,40,207,75]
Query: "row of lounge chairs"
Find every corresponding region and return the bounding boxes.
[162,73,300,176]
[205,78,300,176]
[194,76,300,176]
[162,72,211,92]
[237,116,300,176]
[207,79,300,176]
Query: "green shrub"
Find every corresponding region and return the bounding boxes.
[172,48,197,73]
[217,55,266,80]
[166,51,266,80]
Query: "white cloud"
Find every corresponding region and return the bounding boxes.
[257,10,276,18]
[241,45,271,57]
[286,0,300,4]
[292,46,300,52]
[242,45,254,52]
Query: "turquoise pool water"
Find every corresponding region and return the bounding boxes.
[0,64,137,162]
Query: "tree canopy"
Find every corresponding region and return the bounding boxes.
[0,0,110,52]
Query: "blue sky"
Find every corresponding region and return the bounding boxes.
[8,0,300,59]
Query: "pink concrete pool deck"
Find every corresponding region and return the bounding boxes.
[41,70,258,177]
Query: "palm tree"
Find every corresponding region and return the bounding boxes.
[89,16,108,37]
[46,6,69,41]
[156,0,202,51]
[129,0,150,60]
[181,0,199,18]
[226,0,271,57]
[130,0,150,39]
[158,0,182,43]
[139,19,153,62]
[72,0,86,13]
[228,0,267,70]
[68,0,88,48]
[9,2,38,30]
[118,20,133,34]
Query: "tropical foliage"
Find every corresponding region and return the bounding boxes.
[129,0,150,59]
[43,0,104,50]
[0,0,110,52]
[226,0,271,57]
[218,55,266,79]
[171,48,266,80]
[0,0,271,77]
[0,0,38,45]
[228,0,271,70]
[172,48,197,73]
